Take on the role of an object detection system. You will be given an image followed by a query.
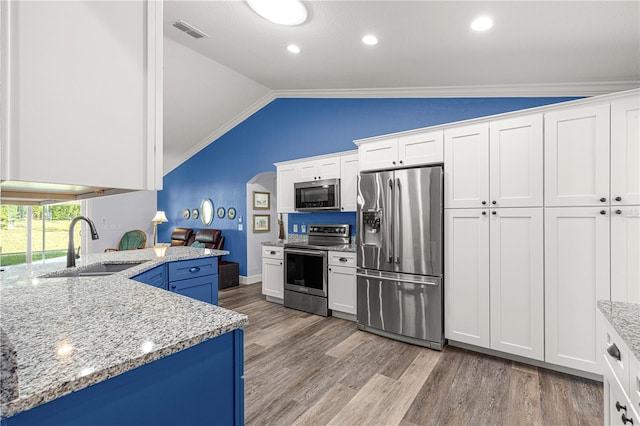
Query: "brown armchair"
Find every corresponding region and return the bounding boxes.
[170,228,195,246]
[192,229,225,250]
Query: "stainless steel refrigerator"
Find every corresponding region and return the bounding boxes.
[356,165,444,350]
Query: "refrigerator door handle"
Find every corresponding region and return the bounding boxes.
[387,178,393,263]
[356,272,439,287]
[395,178,401,265]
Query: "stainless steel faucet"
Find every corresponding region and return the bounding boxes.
[67,216,99,267]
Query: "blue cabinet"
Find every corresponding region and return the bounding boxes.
[168,257,219,305]
[2,329,245,426]
[130,257,219,305]
[131,265,166,289]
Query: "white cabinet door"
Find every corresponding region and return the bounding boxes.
[277,165,298,213]
[262,257,284,299]
[489,115,543,207]
[444,124,490,208]
[340,154,359,212]
[489,208,544,360]
[611,96,640,206]
[545,207,610,374]
[611,205,640,304]
[0,1,162,191]
[328,265,356,314]
[298,160,319,180]
[317,158,341,180]
[358,138,399,172]
[398,130,443,167]
[445,209,490,347]
[544,104,610,207]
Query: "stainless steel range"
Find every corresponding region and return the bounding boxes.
[284,224,350,316]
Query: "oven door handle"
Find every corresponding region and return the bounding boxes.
[285,249,327,257]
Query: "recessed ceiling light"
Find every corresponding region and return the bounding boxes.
[362,34,378,46]
[471,16,494,32]
[247,0,308,26]
[287,44,301,54]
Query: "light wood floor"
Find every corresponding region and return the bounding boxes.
[219,283,603,426]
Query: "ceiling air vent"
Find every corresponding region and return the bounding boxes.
[172,20,209,39]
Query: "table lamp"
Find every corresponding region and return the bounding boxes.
[151,211,168,246]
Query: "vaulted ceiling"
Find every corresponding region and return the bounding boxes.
[162,0,640,173]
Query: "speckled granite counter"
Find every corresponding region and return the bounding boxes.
[0,247,248,418]
[598,300,640,360]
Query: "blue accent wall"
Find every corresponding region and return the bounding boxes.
[158,97,579,276]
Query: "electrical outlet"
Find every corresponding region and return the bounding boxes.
[238,224,243,231]
[301,225,306,233]
[293,224,298,232]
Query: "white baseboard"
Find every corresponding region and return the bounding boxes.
[240,274,261,285]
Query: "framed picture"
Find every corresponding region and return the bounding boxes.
[253,191,270,210]
[253,214,270,233]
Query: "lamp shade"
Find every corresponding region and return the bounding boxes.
[152,211,168,223]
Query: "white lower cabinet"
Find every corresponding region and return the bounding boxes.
[328,251,356,315]
[545,207,610,374]
[445,208,544,360]
[262,245,284,300]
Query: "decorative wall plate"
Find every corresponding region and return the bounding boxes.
[217,207,226,219]
[201,198,214,226]
[227,207,236,220]
[192,208,199,220]
[183,208,190,219]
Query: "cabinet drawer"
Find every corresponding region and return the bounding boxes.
[328,251,356,267]
[604,323,631,393]
[631,354,640,417]
[263,246,284,260]
[168,258,218,282]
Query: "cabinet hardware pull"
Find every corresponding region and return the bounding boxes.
[399,160,403,164]
[481,200,487,205]
[607,343,621,361]
[318,176,321,179]
[339,257,348,262]
[492,211,497,215]
[492,200,497,205]
[392,161,396,165]
[615,196,622,202]
[600,197,607,202]
[600,210,607,215]
[616,401,627,413]
[482,211,487,216]
[616,210,622,215]
[328,267,332,271]
[270,251,276,255]
[171,285,176,289]
[280,262,282,265]
[189,267,200,273]
[621,413,634,425]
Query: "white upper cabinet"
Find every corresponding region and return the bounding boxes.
[444,124,490,208]
[544,207,610,375]
[298,157,340,181]
[276,164,299,213]
[0,1,163,191]
[340,154,359,212]
[611,96,640,206]
[544,104,610,207]
[358,130,443,172]
[489,115,543,207]
[611,205,640,304]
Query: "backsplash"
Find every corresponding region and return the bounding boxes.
[288,212,356,236]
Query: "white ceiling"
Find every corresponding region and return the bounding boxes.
[162,0,640,172]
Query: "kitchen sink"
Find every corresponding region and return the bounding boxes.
[40,261,148,278]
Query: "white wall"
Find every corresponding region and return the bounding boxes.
[245,172,277,283]
[84,191,157,253]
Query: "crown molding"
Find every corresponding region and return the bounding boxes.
[273,81,640,98]
[163,91,277,174]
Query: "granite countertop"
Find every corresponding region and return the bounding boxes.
[598,300,640,360]
[0,247,248,418]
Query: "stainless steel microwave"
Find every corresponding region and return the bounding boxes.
[294,178,340,211]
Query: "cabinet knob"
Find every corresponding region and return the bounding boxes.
[616,209,622,215]
[171,285,176,289]
[481,201,487,205]
[280,262,283,265]
[607,343,621,361]
[492,201,497,205]
[318,176,321,179]
[621,413,634,425]
[481,211,487,216]
[392,161,396,165]
[339,257,348,262]
[270,251,276,255]
[399,160,403,164]
[600,210,607,215]
[615,196,622,202]
[616,401,627,413]
[492,211,497,215]
[600,197,607,202]
[328,267,332,271]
